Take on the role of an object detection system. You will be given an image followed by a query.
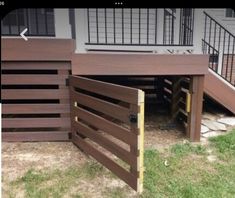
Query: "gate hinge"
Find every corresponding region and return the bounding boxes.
[129,114,137,123]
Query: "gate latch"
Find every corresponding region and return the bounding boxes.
[129,114,137,123]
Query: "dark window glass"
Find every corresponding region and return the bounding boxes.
[1,8,55,36]
[226,8,235,18]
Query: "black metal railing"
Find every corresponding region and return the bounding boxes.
[1,8,55,37]
[203,12,235,86]
[86,8,194,46]
[179,9,194,45]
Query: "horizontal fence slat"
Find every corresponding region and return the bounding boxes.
[2,118,71,128]
[2,104,70,114]
[163,81,173,91]
[2,75,68,85]
[72,134,137,191]
[2,89,69,99]
[72,106,136,147]
[74,121,136,166]
[70,76,140,104]
[71,90,133,124]
[1,61,71,70]
[2,131,70,142]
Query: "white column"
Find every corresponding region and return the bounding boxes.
[193,9,205,54]
[54,9,71,38]
[157,9,164,48]
[74,9,87,53]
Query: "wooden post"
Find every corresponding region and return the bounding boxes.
[137,90,145,194]
[187,75,204,141]
[58,70,70,118]
[129,90,145,194]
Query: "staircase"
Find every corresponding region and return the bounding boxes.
[202,12,235,114]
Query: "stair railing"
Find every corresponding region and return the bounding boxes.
[202,11,235,87]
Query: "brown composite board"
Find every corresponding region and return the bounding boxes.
[72,134,138,191]
[2,118,71,128]
[72,54,209,75]
[2,38,75,61]
[2,131,70,142]
[2,104,70,114]
[70,76,140,104]
[70,90,132,124]
[2,61,70,70]
[2,89,69,100]
[2,75,68,85]
[187,75,204,141]
[73,120,137,166]
[204,71,235,114]
[72,106,136,147]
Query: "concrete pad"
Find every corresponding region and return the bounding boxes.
[201,125,210,134]
[201,120,227,131]
[217,117,235,126]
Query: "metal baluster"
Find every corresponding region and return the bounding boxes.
[87,9,90,43]
[104,8,107,44]
[96,8,99,43]
[130,8,132,44]
[155,9,157,44]
[147,8,149,44]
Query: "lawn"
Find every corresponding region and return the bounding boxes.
[4,129,235,198]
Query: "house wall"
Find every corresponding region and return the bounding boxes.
[205,9,235,34]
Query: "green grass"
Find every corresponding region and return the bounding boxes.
[7,161,107,198]
[141,129,235,198]
[209,129,235,157]
[5,129,235,198]
[170,142,206,157]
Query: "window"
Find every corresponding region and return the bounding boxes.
[1,8,55,36]
[3,9,25,26]
[225,8,235,18]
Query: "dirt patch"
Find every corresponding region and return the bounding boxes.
[2,142,88,181]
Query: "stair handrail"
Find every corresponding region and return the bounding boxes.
[203,11,235,87]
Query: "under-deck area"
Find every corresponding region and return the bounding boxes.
[86,76,187,147]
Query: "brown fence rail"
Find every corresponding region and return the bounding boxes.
[69,76,145,193]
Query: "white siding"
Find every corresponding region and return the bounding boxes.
[205,9,235,34]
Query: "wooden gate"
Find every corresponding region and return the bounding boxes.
[69,76,145,193]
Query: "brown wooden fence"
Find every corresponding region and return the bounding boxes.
[69,76,145,193]
[163,76,191,136]
[1,38,74,141]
